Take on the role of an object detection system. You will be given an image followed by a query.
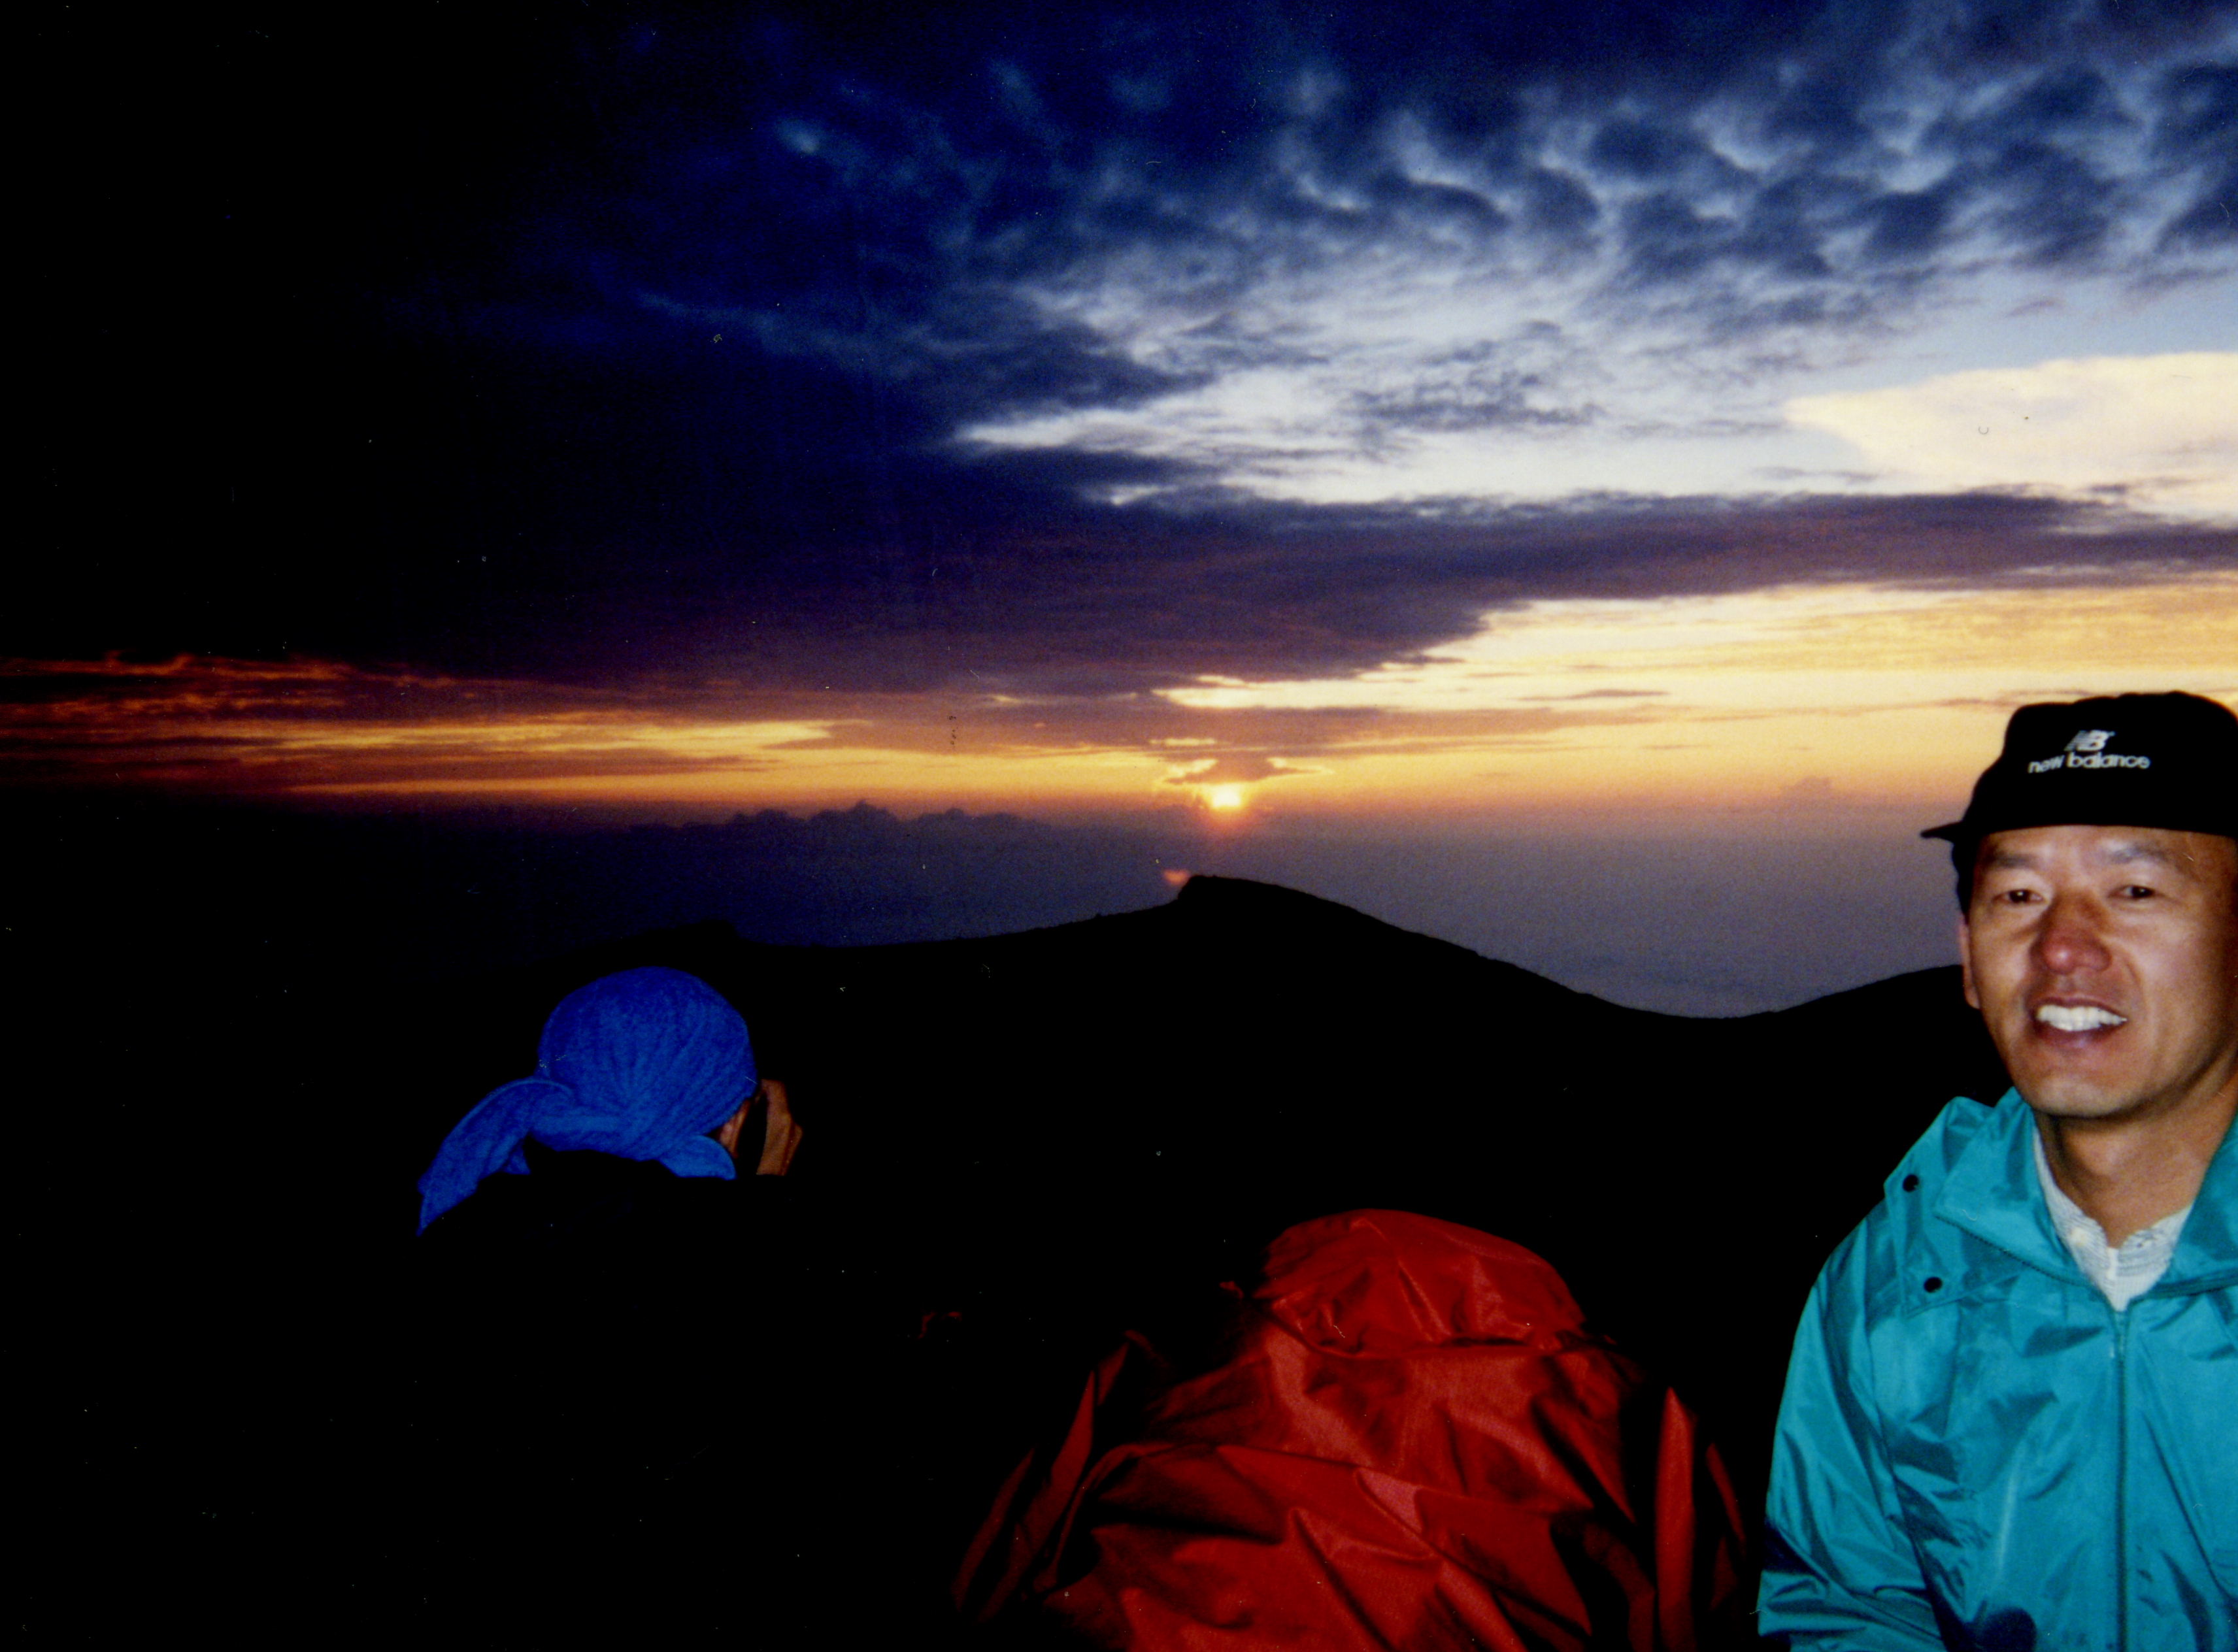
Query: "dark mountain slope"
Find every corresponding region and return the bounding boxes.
[367,873,2003,1534]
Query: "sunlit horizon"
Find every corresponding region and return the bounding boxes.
[14,572,2231,820]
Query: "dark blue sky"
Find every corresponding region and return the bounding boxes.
[26,1,2234,686]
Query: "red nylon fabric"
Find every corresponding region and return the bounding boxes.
[957,1210,1746,1650]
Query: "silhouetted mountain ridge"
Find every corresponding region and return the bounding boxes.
[366,873,2003,1532]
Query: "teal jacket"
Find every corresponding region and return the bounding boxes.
[1759,1089,2237,1648]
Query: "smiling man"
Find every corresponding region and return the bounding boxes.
[1758,692,2238,1649]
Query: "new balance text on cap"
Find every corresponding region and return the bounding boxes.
[1922,691,2237,846]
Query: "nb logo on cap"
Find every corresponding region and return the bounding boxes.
[2029,727,2150,774]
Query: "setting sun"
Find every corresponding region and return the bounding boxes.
[1206,785,1248,812]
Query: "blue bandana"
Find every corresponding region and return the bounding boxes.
[416,967,756,1232]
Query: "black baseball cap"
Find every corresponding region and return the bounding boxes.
[1923,691,2238,846]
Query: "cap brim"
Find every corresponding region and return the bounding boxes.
[1919,821,1968,842]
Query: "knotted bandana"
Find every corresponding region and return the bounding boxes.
[417,966,756,1232]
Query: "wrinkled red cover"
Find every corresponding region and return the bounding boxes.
[956,1210,1746,1650]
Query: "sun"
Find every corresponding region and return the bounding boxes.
[1205,784,1247,812]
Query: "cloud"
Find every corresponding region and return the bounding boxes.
[1348,369,1601,435]
[1160,753,1316,786]
[19,483,2234,712]
[12,574,2233,813]
[932,12,2235,501]
[1522,688,1669,701]
[1787,352,2238,514]
[27,1,2238,705]
[351,6,2238,512]
[0,655,844,791]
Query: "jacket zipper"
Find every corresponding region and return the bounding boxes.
[2115,1305,2132,1652]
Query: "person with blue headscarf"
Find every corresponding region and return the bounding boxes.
[416,965,799,1236]
[408,966,826,1639]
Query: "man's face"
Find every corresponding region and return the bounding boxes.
[1962,825,2238,1123]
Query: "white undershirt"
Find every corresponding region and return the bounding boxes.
[2031,1127,2192,1313]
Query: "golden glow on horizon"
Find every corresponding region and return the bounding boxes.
[10,574,2234,816]
[271,715,841,759]
[1163,579,2238,713]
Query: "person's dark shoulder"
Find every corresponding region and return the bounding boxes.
[422,1143,788,1279]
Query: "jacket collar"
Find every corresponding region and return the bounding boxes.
[1936,1087,2238,1291]
[1934,1091,2071,1280]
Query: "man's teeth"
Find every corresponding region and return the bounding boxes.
[2036,1004,2127,1032]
